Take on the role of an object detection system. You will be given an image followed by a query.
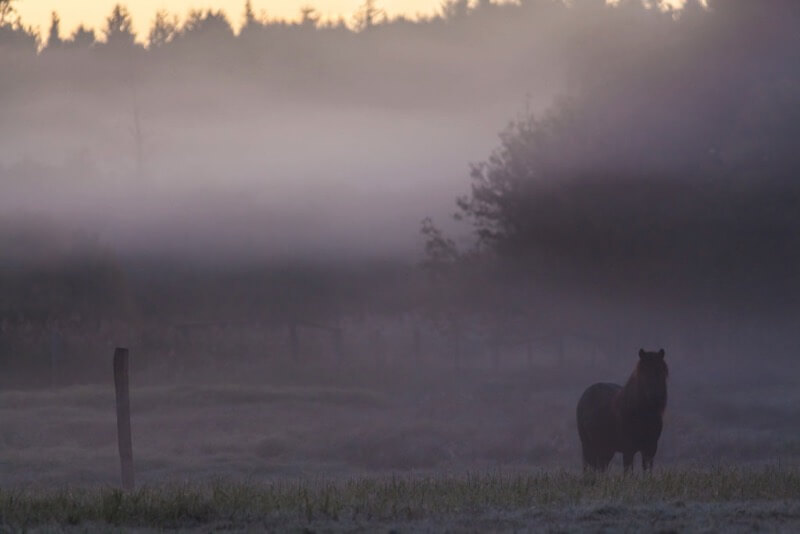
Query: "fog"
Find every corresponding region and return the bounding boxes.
[1,0,800,487]
[3,104,498,260]
[0,1,573,262]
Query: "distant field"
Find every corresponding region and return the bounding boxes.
[2,468,800,531]
[1,367,799,530]
[2,367,800,485]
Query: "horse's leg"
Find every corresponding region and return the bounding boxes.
[599,450,614,472]
[591,451,604,472]
[642,442,657,472]
[622,451,634,474]
[642,455,653,471]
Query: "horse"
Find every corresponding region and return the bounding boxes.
[576,348,668,472]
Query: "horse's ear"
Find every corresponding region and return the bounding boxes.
[658,349,665,359]
[639,348,645,359]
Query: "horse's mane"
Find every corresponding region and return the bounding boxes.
[619,359,668,416]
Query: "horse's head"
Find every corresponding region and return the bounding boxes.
[636,348,668,410]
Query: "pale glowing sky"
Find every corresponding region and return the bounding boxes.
[16,1,442,38]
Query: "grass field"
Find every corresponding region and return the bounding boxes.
[1,362,799,531]
[2,468,800,531]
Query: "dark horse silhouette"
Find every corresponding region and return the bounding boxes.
[576,348,668,472]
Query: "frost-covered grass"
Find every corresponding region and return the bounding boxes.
[2,373,800,530]
[2,467,799,530]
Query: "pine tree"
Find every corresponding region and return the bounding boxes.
[0,0,15,25]
[45,11,63,49]
[148,9,178,48]
[103,4,136,47]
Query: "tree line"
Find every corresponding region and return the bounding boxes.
[439,0,800,318]
[1,1,706,110]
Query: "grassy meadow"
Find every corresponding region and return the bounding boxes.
[2,468,800,531]
[1,361,799,531]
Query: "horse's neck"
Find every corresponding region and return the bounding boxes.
[619,375,646,415]
[618,374,665,416]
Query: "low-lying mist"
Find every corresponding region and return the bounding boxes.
[2,101,508,262]
[1,0,571,263]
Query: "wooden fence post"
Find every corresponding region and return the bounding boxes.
[492,334,500,371]
[412,326,421,363]
[372,328,384,367]
[288,322,299,361]
[333,328,345,361]
[113,347,135,491]
[452,325,461,370]
[526,340,533,369]
[49,326,61,389]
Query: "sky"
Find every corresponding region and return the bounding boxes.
[15,1,692,40]
[15,1,443,37]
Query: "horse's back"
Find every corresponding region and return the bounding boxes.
[576,382,621,436]
[578,383,621,410]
